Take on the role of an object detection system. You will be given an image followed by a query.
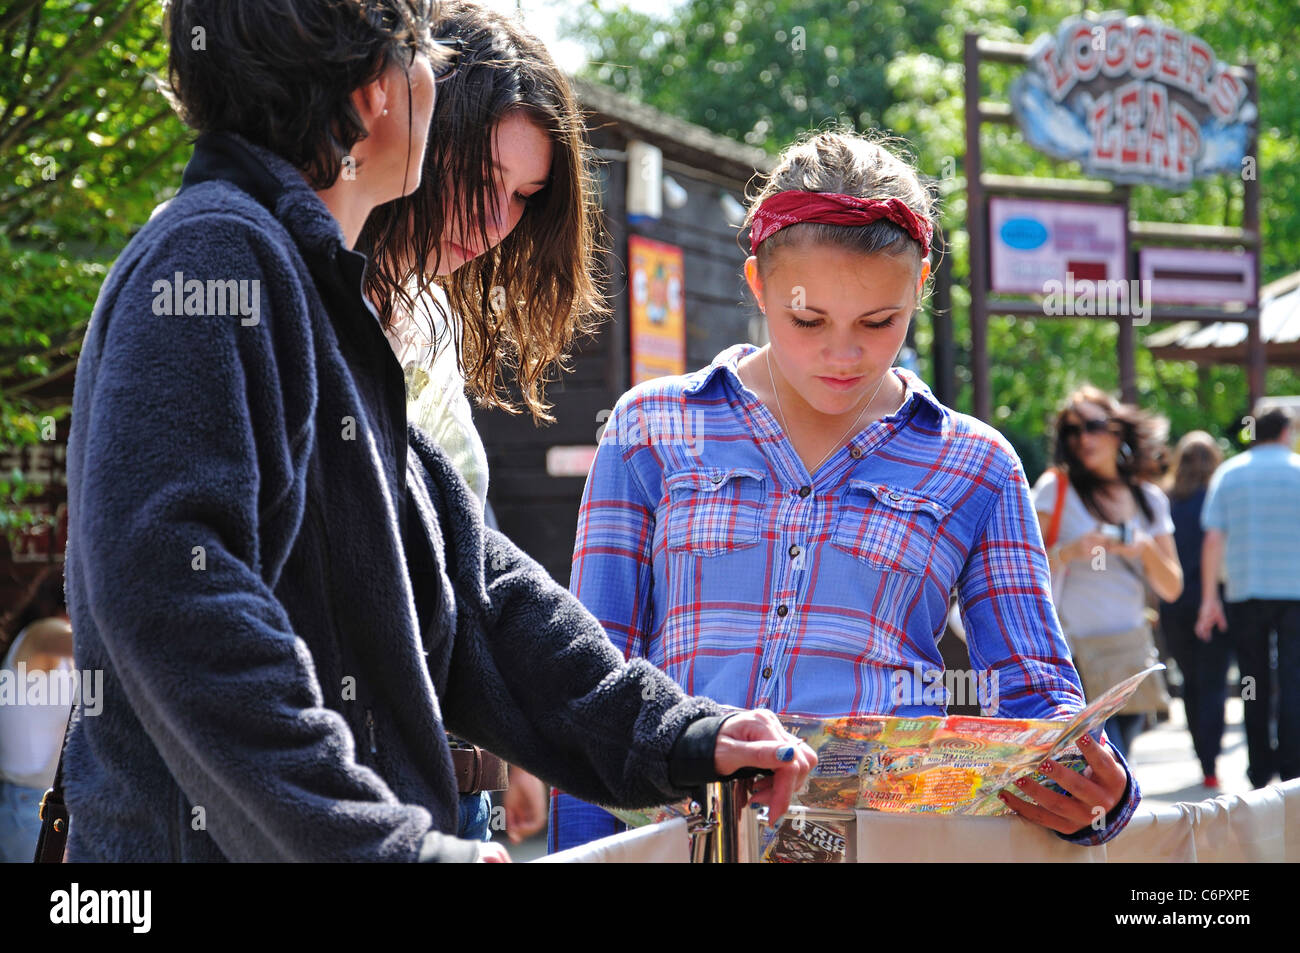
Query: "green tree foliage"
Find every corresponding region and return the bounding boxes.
[1,0,191,537]
[565,0,1300,474]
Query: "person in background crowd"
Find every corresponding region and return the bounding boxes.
[1159,431,1230,789]
[1197,406,1300,788]
[0,574,73,862]
[361,0,604,848]
[1033,387,1183,761]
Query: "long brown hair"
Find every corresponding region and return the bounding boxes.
[1051,385,1168,524]
[361,0,606,423]
[1165,431,1223,501]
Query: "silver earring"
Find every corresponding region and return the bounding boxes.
[382,108,389,116]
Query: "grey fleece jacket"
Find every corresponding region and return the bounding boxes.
[61,131,726,862]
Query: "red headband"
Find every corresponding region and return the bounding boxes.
[749,191,933,260]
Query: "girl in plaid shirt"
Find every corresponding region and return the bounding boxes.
[551,130,1141,856]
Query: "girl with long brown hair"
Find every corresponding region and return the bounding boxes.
[1160,431,1229,788]
[359,0,606,847]
[362,0,605,435]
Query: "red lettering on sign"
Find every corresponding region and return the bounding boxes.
[1131,23,1157,76]
[1118,81,1143,165]
[1209,71,1245,122]
[1037,41,1074,98]
[1068,23,1100,82]
[1089,91,1117,165]
[1159,28,1185,84]
[1172,102,1200,178]
[1185,36,1213,100]
[1145,83,1170,173]
[1102,20,1129,74]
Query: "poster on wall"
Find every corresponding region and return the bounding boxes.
[1010,15,1257,189]
[628,235,686,385]
[989,197,1127,296]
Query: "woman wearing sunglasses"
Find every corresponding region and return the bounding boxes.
[1032,386,1183,760]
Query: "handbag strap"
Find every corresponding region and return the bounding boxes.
[1046,466,1068,549]
[33,706,74,863]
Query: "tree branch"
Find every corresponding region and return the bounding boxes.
[0,94,174,217]
[0,0,143,154]
[0,4,41,131]
[0,0,44,38]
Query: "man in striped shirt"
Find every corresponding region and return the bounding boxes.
[1197,406,1300,787]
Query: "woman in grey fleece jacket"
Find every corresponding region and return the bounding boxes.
[58,0,813,863]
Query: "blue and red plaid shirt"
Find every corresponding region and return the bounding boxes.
[549,343,1140,852]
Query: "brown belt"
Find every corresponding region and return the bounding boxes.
[450,744,510,794]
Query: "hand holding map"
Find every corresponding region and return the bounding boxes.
[611,665,1164,860]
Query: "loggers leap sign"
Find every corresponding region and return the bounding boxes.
[1010,14,1256,189]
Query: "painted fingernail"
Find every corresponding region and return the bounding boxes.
[1015,777,1029,787]
[1078,733,1091,747]
[1039,760,1052,773]
[777,745,795,762]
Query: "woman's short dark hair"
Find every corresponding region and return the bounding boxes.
[164,0,445,189]
[362,0,606,424]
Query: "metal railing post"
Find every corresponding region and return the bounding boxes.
[688,779,748,862]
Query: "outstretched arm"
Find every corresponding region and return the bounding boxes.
[958,459,1140,845]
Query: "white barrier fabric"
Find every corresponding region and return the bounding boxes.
[855,779,1300,863]
[535,780,1299,862]
[534,816,690,863]
[852,811,1106,863]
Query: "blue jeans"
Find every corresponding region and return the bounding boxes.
[0,781,44,863]
[457,791,493,841]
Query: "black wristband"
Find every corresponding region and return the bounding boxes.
[667,711,745,789]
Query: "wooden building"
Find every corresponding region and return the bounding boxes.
[477,79,773,582]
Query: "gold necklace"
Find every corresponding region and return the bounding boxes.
[766,346,889,476]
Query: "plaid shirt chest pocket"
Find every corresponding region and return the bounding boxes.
[830,480,950,574]
[664,467,768,556]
